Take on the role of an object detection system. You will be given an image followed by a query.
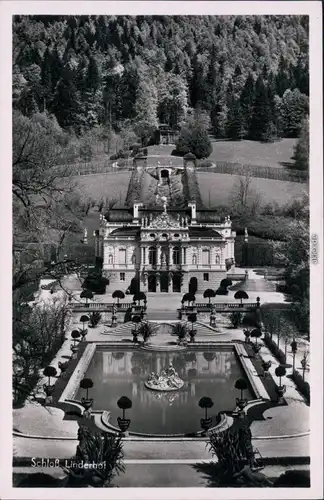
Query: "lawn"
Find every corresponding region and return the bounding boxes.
[206,138,297,169]
[148,139,297,170]
[197,172,306,207]
[73,171,131,204]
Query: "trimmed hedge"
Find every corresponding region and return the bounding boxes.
[263,333,287,365]
[182,169,203,206]
[292,369,310,403]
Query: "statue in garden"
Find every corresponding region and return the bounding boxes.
[145,362,184,391]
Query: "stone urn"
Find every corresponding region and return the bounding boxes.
[81,397,94,411]
[44,384,55,396]
[189,330,197,342]
[253,344,261,354]
[262,360,272,377]
[132,330,138,343]
[236,398,248,411]
[200,417,213,433]
[275,385,286,399]
[117,417,131,433]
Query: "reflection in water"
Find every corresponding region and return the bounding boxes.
[76,349,253,435]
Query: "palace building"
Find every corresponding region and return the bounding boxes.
[94,153,236,294]
[95,201,235,294]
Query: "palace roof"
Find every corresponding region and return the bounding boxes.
[189,227,223,239]
[104,207,223,224]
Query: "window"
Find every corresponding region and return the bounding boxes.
[203,273,209,282]
[173,246,180,265]
[202,249,210,265]
[148,246,157,265]
[108,253,113,265]
[120,272,125,281]
[118,249,126,265]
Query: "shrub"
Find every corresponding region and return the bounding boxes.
[89,311,101,327]
[197,159,213,169]
[263,333,287,364]
[230,312,242,328]
[182,170,203,206]
[215,287,228,296]
[291,369,310,403]
[175,123,212,159]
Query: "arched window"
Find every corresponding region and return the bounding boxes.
[173,246,180,265]
[192,254,197,265]
[148,246,157,266]
[202,249,210,265]
[215,254,220,265]
[108,254,113,265]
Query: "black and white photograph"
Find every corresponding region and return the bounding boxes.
[1,1,323,498]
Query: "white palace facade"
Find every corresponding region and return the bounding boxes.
[95,198,236,294]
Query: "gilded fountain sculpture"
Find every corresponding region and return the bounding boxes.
[145,362,184,391]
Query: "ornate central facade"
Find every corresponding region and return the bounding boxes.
[95,199,236,294]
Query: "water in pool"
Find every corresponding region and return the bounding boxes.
[76,348,253,435]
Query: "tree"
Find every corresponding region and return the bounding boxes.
[273,211,309,336]
[79,377,94,400]
[12,112,88,296]
[158,73,189,128]
[80,315,89,332]
[43,365,57,386]
[234,290,249,305]
[80,289,94,305]
[112,290,125,304]
[250,328,262,347]
[175,116,212,159]
[134,77,158,134]
[275,365,286,386]
[117,396,133,419]
[13,297,69,404]
[293,118,309,170]
[279,89,309,137]
[226,99,244,141]
[249,75,275,142]
[203,289,215,304]
[52,67,81,129]
[198,396,214,420]
[234,378,248,400]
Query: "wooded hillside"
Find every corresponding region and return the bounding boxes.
[13,15,309,143]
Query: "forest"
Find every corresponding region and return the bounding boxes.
[13,15,309,153]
